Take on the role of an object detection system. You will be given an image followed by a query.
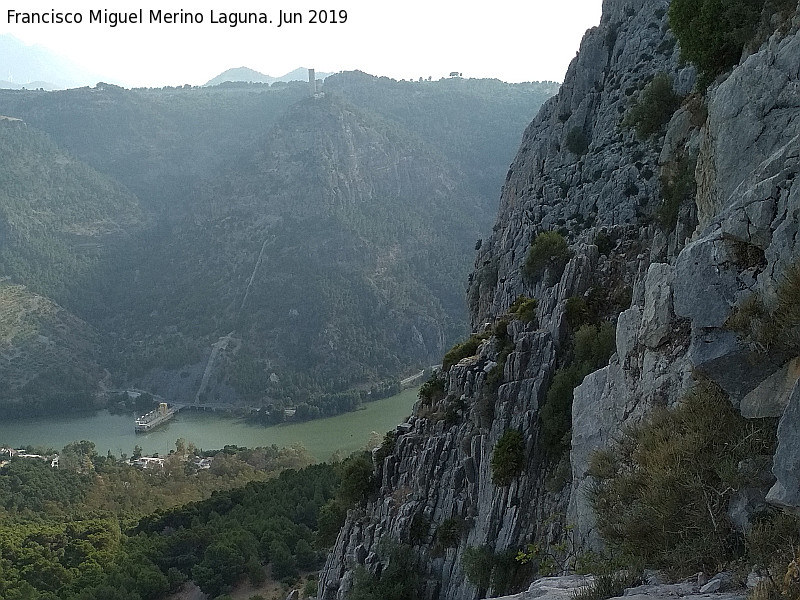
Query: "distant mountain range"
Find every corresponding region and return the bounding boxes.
[204,66,332,87]
[0,34,330,91]
[0,35,107,90]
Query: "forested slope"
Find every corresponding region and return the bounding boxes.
[0,74,557,415]
[0,120,143,414]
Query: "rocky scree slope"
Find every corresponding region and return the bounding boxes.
[318,0,800,598]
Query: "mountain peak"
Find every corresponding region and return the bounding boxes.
[204,66,331,87]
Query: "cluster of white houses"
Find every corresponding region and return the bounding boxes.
[1,446,213,471]
[1,447,59,468]
[131,455,213,470]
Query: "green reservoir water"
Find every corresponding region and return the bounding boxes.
[0,387,419,461]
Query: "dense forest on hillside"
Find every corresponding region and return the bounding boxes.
[0,74,557,416]
[0,442,349,600]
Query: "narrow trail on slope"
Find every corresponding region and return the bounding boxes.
[193,332,235,404]
[192,234,275,403]
[239,235,275,314]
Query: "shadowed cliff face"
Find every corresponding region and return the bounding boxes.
[318,0,800,598]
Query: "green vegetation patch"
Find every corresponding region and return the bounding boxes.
[565,296,591,330]
[509,296,538,324]
[539,365,586,456]
[588,381,777,576]
[0,457,89,513]
[442,334,486,371]
[491,430,525,486]
[565,127,590,155]
[726,260,800,356]
[745,511,800,599]
[0,455,338,600]
[540,322,616,457]
[523,231,573,285]
[433,516,466,553]
[593,230,615,256]
[0,283,103,416]
[622,73,682,139]
[418,373,446,405]
[349,542,423,600]
[572,572,643,600]
[668,0,766,82]
[462,545,531,596]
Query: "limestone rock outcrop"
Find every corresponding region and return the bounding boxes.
[318,0,800,597]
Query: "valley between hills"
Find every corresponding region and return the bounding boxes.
[0,73,558,419]
[3,1,800,599]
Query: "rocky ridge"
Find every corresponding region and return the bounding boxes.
[317,0,800,598]
[493,575,746,600]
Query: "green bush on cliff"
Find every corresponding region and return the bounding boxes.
[463,545,531,596]
[349,542,422,600]
[726,260,800,355]
[433,517,465,552]
[622,73,682,139]
[509,296,538,324]
[539,365,586,456]
[523,231,573,285]
[539,322,616,457]
[491,430,525,486]
[565,296,591,329]
[418,373,446,404]
[336,452,377,506]
[442,334,486,371]
[668,0,765,81]
[588,381,777,575]
[565,127,590,155]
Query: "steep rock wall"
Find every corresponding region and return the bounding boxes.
[570,0,800,551]
[318,0,685,598]
[318,0,800,598]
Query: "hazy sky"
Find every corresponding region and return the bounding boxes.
[1,0,603,87]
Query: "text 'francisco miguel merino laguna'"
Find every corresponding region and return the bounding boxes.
[5,9,348,28]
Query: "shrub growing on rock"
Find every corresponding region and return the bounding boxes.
[540,322,616,457]
[509,296,538,324]
[565,296,591,329]
[433,517,465,552]
[593,230,615,256]
[622,73,682,139]
[726,260,800,355]
[442,334,485,371]
[588,382,777,575]
[668,0,765,82]
[418,374,446,404]
[565,127,590,155]
[491,430,525,486]
[523,231,573,284]
[349,542,422,600]
[462,545,529,596]
[337,452,378,506]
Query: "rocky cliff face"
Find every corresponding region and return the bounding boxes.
[318,0,800,598]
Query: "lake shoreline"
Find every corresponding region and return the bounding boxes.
[0,387,420,461]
